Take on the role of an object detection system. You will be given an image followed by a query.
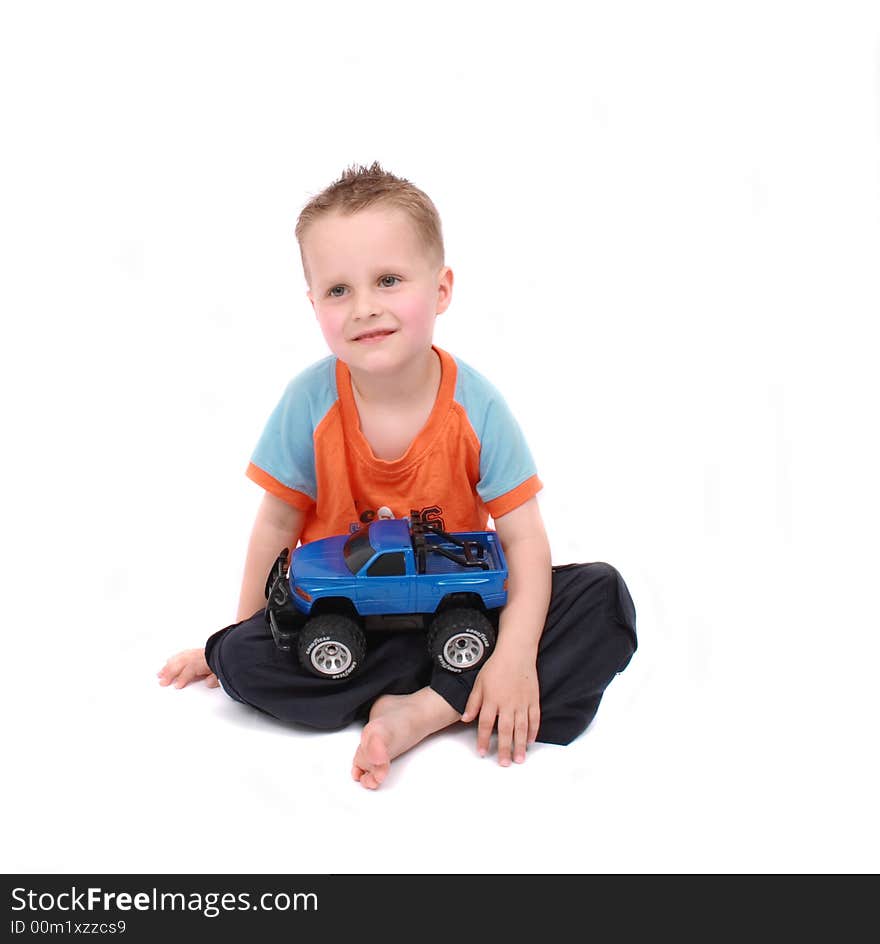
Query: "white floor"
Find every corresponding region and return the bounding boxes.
[5,527,878,874]
[3,2,879,874]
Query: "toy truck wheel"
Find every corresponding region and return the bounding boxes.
[428,608,496,673]
[297,614,366,680]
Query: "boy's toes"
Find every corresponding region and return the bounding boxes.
[351,722,393,789]
[366,734,389,767]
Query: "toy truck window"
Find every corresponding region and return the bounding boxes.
[343,530,375,574]
[366,551,407,577]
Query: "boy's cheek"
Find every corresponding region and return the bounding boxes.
[315,311,346,343]
[394,294,438,329]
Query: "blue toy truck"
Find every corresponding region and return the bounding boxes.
[265,516,508,680]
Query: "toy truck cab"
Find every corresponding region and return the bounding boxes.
[266,516,508,680]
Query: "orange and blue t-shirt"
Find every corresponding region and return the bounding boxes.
[246,346,542,545]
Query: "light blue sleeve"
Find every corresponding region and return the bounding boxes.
[249,357,338,501]
[453,358,539,506]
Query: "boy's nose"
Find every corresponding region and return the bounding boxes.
[350,290,381,320]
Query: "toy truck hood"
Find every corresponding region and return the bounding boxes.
[290,534,351,580]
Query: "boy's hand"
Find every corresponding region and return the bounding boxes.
[461,649,540,766]
[157,648,220,689]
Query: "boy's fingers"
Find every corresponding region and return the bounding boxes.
[206,674,220,688]
[528,705,541,745]
[496,712,514,766]
[513,711,529,763]
[173,665,195,688]
[158,661,183,686]
[461,684,482,723]
[168,655,189,677]
[476,705,496,756]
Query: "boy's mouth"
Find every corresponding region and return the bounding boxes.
[352,328,397,343]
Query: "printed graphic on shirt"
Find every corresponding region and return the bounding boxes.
[354,503,445,534]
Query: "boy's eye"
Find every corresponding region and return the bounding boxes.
[328,285,346,297]
[379,275,400,287]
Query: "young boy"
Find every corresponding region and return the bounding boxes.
[158,163,637,790]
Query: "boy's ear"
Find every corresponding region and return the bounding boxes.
[436,266,454,315]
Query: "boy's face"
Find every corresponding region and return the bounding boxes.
[303,206,452,376]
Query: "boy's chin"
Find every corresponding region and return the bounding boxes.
[342,339,434,371]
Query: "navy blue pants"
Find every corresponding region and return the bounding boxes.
[205,562,637,745]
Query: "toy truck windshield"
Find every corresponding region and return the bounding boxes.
[343,530,376,574]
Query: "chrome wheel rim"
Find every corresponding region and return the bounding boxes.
[310,640,353,675]
[443,632,484,668]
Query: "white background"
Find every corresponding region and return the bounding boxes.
[2,0,878,873]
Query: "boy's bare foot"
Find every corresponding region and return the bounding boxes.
[351,688,459,790]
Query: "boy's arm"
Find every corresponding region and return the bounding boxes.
[461,496,551,765]
[158,492,304,688]
[236,492,305,621]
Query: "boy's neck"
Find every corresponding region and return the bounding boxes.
[348,347,441,409]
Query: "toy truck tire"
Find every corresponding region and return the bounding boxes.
[297,614,366,681]
[427,608,496,673]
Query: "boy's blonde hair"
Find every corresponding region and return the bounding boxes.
[295,162,444,281]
